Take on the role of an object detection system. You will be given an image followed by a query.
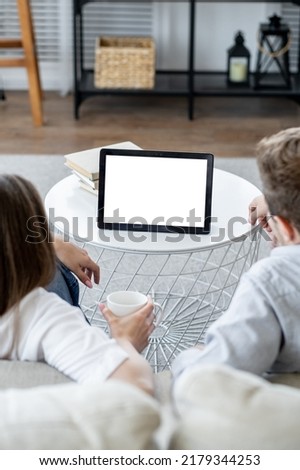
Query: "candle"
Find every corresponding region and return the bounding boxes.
[229,58,247,82]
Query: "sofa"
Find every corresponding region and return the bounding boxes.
[1,359,300,450]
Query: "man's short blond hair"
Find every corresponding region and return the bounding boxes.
[256,127,300,232]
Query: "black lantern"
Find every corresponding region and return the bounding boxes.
[227,31,251,87]
[254,14,291,89]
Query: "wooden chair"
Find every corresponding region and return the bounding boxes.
[0,0,43,126]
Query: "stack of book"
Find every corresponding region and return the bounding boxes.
[64,141,140,195]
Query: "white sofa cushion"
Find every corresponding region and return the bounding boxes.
[0,379,160,450]
[171,364,300,450]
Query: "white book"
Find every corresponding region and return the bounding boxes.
[72,170,99,190]
[64,141,141,181]
[79,181,99,196]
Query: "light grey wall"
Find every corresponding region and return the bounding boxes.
[154,2,281,71]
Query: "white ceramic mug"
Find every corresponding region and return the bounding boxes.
[106,290,164,326]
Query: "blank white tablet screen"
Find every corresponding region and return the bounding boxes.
[103,155,208,228]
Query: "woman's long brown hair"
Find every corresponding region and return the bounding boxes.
[0,175,56,316]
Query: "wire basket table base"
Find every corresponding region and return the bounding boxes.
[76,232,261,373]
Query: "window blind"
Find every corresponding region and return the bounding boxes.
[281,2,300,72]
[0,0,60,62]
[0,0,71,92]
[82,2,154,69]
[0,0,154,91]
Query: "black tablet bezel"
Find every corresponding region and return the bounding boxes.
[97,149,214,234]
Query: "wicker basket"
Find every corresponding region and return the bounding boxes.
[94,36,155,89]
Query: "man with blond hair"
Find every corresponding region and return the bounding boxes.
[172,127,300,381]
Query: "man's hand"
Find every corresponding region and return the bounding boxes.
[248,195,269,227]
[54,236,100,288]
[100,300,155,353]
[248,195,277,246]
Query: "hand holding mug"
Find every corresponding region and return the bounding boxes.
[100,291,164,352]
[106,291,164,325]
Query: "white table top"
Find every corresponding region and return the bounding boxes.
[45,169,261,254]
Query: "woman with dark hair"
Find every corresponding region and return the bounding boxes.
[0,175,154,395]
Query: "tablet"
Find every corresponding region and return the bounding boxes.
[97,149,214,234]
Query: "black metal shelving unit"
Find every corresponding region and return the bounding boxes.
[73,0,300,120]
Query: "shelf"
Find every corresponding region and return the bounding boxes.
[75,70,300,118]
[78,70,300,98]
[73,0,300,119]
[78,70,191,96]
[194,72,300,97]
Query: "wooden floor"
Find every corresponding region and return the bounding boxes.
[0,91,299,157]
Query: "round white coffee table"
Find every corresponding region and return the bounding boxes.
[45,169,262,372]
